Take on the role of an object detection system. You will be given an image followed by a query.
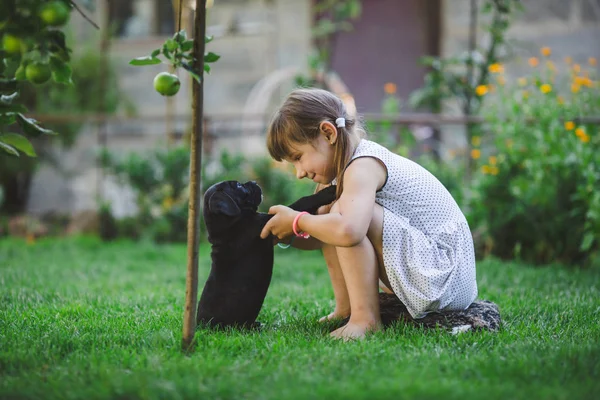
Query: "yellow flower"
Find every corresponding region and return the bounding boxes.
[488,63,504,73]
[540,47,551,57]
[475,85,488,96]
[540,84,552,94]
[579,134,590,143]
[471,149,481,160]
[488,156,497,165]
[384,82,397,95]
[575,127,586,138]
[573,64,581,73]
[571,83,581,93]
[518,77,527,86]
[528,57,539,67]
[590,57,598,66]
[471,135,481,147]
[490,166,499,175]
[481,165,491,174]
[564,121,575,131]
[564,56,573,64]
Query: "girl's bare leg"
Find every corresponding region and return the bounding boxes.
[319,244,351,321]
[330,236,382,340]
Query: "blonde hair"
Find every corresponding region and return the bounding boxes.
[266,88,364,198]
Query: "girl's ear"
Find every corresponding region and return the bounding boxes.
[319,121,338,144]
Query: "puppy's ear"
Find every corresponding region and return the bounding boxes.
[208,191,241,216]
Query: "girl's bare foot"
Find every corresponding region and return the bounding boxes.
[330,320,382,341]
[318,309,350,323]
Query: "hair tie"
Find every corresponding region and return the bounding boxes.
[335,117,346,128]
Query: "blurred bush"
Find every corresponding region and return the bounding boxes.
[99,146,316,243]
[468,55,599,265]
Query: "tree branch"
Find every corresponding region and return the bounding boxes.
[70,0,100,30]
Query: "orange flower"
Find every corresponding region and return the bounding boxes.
[490,166,499,175]
[564,121,575,131]
[575,127,586,138]
[573,64,581,73]
[571,83,581,93]
[471,136,481,147]
[384,82,397,95]
[589,57,598,66]
[540,47,551,57]
[580,134,590,143]
[488,155,497,165]
[475,85,488,96]
[564,56,573,64]
[546,61,556,72]
[575,76,593,88]
[528,57,539,67]
[26,234,35,245]
[488,63,504,73]
[496,75,506,86]
[518,77,527,86]
[471,149,481,160]
[540,83,552,94]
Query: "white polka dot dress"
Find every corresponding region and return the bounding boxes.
[345,139,478,318]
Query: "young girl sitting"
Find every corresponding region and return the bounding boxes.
[259,88,478,340]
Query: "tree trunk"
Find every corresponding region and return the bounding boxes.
[182,0,206,352]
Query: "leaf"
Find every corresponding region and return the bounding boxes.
[14,63,26,81]
[0,112,16,125]
[580,232,595,251]
[182,63,203,83]
[151,49,161,57]
[129,56,162,66]
[165,39,178,52]
[204,52,220,63]
[205,35,213,43]
[174,30,187,42]
[181,40,194,52]
[0,133,36,156]
[203,64,210,74]
[49,56,73,85]
[16,113,57,137]
[0,140,19,156]
[0,92,19,105]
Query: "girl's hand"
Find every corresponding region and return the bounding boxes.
[260,205,299,240]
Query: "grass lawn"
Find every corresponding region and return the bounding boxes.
[1,237,599,400]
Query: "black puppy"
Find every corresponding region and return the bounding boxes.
[197,180,336,328]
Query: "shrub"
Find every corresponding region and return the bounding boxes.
[470,54,599,265]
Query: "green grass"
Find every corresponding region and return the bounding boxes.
[1,237,599,400]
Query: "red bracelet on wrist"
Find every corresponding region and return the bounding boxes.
[292,211,310,239]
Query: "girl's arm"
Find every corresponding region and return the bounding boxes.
[260,157,386,247]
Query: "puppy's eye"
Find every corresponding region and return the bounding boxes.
[237,182,242,188]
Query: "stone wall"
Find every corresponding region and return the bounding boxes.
[26,0,311,216]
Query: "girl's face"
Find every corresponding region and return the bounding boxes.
[286,133,336,184]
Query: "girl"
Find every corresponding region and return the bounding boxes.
[259,88,477,340]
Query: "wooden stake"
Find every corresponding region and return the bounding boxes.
[182,0,206,352]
